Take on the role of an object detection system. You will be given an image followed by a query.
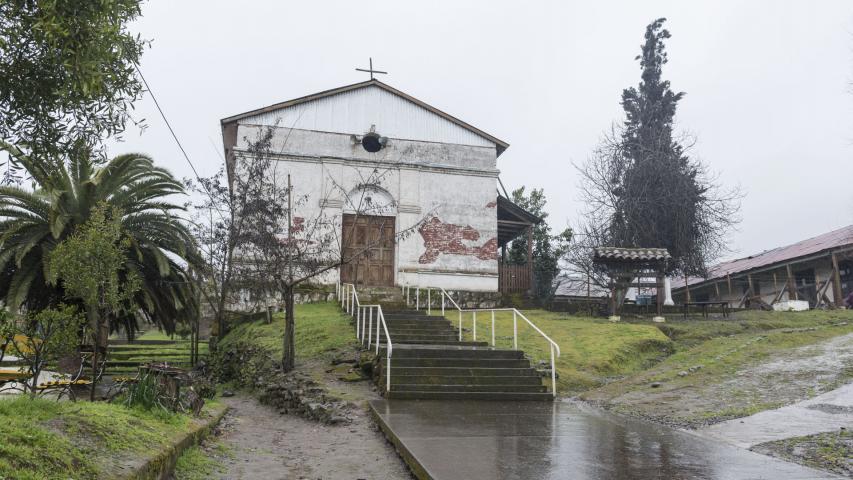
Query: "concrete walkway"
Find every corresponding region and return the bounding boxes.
[698,382,853,448]
[370,399,844,480]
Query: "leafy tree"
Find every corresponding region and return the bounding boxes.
[506,187,571,304]
[0,0,146,176]
[0,305,84,397]
[577,18,740,277]
[0,143,200,338]
[48,204,140,400]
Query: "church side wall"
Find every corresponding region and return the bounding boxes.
[397,169,498,291]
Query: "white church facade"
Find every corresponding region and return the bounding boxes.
[221,79,538,293]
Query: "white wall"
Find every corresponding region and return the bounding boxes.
[232,123,500,292]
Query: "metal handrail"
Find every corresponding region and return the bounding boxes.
[338,282,393,392]
[402,285,561,397]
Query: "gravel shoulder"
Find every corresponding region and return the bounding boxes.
[194,394,412,480]
[751,430,852,478]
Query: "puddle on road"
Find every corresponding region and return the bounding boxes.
[371,399,837,479]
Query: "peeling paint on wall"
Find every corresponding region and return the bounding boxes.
[418,216,498,264]
[485,200,497,208]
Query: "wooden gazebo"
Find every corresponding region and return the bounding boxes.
[593,247,671,317]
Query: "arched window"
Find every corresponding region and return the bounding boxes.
[343,184,396,217]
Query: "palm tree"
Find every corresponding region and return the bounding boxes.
[0,141,200,336]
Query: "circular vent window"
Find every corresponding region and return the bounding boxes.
[361,132,383,153]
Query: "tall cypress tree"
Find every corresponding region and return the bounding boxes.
[611,18,706,275]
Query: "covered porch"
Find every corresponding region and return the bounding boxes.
[496,195,542,294]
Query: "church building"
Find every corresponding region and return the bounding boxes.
[220,78,538,294]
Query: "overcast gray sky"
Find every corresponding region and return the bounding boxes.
[111,0,853,263]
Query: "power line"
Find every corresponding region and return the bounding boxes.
[134,64,225,221]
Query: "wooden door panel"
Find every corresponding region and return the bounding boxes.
[341,214,395,286]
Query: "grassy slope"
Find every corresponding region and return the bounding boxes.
[219,303,355,362]
[0,396,223,479]
[453,310,672,394]
[218,302,853,427]
[219,303,670,395]
[582,309,853,426]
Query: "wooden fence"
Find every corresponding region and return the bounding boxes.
[499,263,531,294]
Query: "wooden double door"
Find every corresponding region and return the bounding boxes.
[340,214,395,286]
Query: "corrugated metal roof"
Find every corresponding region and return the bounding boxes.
[221,79,509,155]
[674,224,853,289]
[594,247,671,261]
[553,275,610,298]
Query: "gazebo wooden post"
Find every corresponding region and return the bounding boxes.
[610,281,617,317]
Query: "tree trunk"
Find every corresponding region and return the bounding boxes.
[282,285,295,372]
[214,292,227,347]
[90,314,108,401]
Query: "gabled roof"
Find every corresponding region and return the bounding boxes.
[674,224,853,290]
[220,79,510,156]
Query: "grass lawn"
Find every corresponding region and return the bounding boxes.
[0,396,224,479]
[452,310,673,394]
[219,302,355,362]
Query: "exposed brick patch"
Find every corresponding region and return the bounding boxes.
[418,216,498,264]
[477,238,498,260]
[485,200,497,208]
[278,217,310,246]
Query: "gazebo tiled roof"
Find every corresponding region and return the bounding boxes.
[593,247,671,261]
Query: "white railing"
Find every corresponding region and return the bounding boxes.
[402,285,561,397]
[337,282,392,392]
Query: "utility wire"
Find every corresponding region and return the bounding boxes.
[134,64,225,221]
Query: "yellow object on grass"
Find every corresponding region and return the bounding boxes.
[35,379,92,390]
[0,368,31,382]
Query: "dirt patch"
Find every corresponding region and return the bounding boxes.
[751,429,853,478]
[582,330,853,429]
[199,394,411,480]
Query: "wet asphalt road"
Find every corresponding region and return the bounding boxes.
[370,399,843,480]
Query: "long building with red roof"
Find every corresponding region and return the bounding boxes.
[672,225,853,308]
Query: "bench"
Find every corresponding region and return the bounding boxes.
[0,368,32,393]
[682,301,730,319]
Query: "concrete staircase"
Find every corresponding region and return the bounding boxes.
[373,309,552,401]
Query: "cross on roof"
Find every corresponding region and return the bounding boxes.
[355,57,387,80]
